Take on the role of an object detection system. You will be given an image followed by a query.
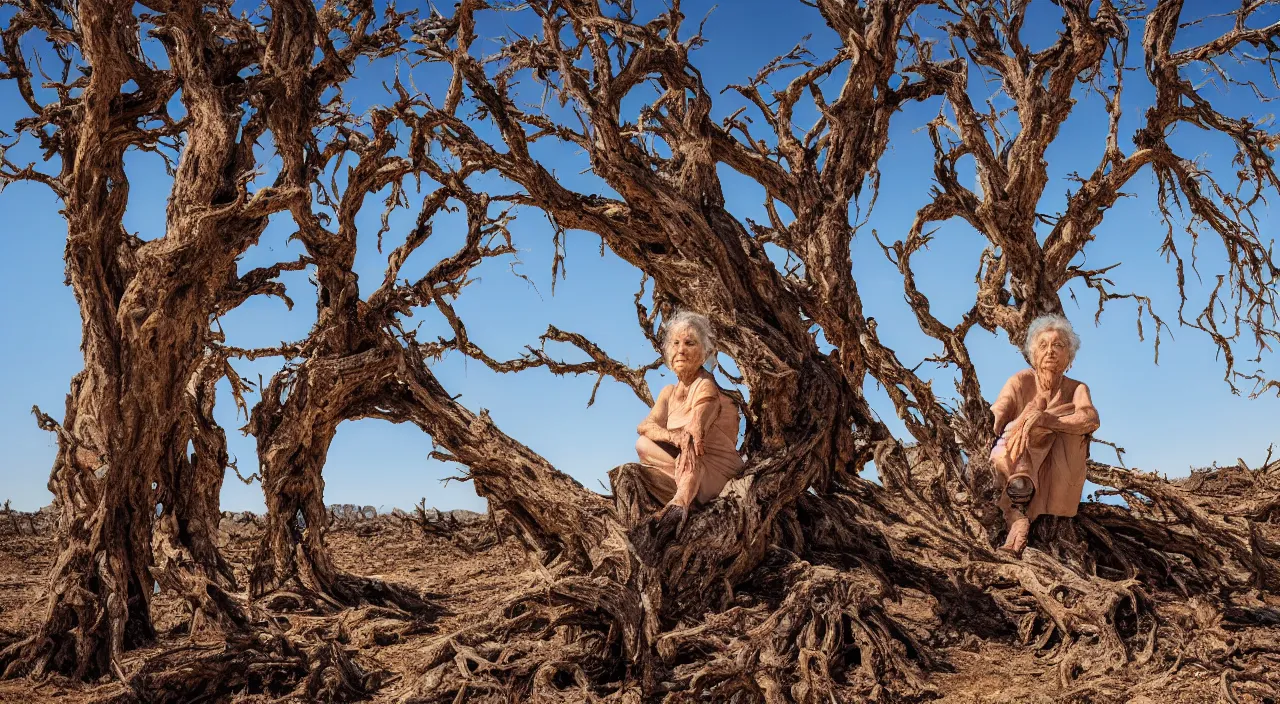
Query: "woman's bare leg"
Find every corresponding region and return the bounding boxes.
[1000,452,1035,555]
[638,435,705,510]
[990,433,1033,555]
[635,437,680,504]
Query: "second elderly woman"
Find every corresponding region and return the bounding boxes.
[990,314,1101,555]
[633,311,744,545]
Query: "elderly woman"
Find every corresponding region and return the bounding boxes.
[990,314,1101,555]
[633,311,744,542]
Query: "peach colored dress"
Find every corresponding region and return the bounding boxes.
[635,374,743,507]
[989,369,1099,520]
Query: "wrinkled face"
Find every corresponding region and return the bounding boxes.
[1031,329,1072,375]
[667,326,706,376]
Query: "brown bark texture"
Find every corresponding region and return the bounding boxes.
[1,0,1279,702]
[393,1,1280,700]
[0,0,427,690]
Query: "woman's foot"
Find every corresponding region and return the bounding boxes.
[1000,513,1030,556]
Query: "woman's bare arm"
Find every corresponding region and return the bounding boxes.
[990,374,1020,435]
[1038,383,1100,435]
[637,385,675,444]
[683,380,723,455]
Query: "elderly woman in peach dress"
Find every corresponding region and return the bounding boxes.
[633,311,743,543]
[990,314,1101,555]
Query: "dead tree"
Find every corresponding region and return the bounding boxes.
[241,164,610,607]
[0,0,409,684]
[1,0,1276,701]
[388,0,1280,700]
[0,500,36,536]
[238,87,509,612]
[234,22,667,602]
[1,501,16,536]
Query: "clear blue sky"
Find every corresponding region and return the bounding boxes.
[2,0,1277,512]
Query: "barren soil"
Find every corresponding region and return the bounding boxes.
[0,511,1253,703]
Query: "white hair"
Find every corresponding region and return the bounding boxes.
[662,310,717,371]
[1024,314,1081,364]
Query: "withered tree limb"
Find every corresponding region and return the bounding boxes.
[2,0,1279,701]
[246,162,622,596]
[0,0,420,684]
[396,0,1280,701]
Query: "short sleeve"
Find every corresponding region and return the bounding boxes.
[638,384,672,432]
[990,374,1021,433]
[687,378,724,441]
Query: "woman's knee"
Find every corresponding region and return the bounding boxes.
[636,436,675,465]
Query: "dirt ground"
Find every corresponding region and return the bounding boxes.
[0,512,1244,703]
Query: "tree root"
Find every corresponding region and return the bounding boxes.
[254,566,444,618]
[798,477,1157,690]
[400,588,626,703]
[150,530,252,638]
[1085,461,1280,591]
[401,548,941,703]
[800,454,1280,697]
[93,623,385,704]
[387,451,1280,702]
[0,532,155,682]
[658,555,940,703]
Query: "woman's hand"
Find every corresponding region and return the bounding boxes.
[671,428,702,457]
[1004,408,1044,465]
[638,420,679,446]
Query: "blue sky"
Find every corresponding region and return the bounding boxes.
[2,0,1277,512]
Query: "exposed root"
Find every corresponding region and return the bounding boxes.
[253,558,444,618]
[799,473,1158,691]
[0,526,156,682]
[402,543,942,703]
[150,516,251,638]
[149,559,252,638]
[1085,461,1280,592]
[5,453,1279,703]
[789,453,1280,697]
[399,582,628,703]
[658,555,939,703]
[399,453,1276,701]
[0,628,18,653]
[94,624,385,704]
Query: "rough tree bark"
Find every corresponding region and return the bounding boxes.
[0,0,277,678]
[3,0,1278,701]
[390,1,1280,700]
[248,346,440,613]
[0,0,403,684]
[241,35,472,609]
[148,349,250,638]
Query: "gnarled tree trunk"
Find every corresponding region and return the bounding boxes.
[0,0,358,680]
[397,1,1280,700]
[248,345,436,613]
[4,0,1279,701]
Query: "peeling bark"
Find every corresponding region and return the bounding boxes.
[396,1,1280,700]
[248,347,438,614]
[4,0,1280,700]
[0,0,412,682]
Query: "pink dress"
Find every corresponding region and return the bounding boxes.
[634,373,743,507]
[989,369,1100,520]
